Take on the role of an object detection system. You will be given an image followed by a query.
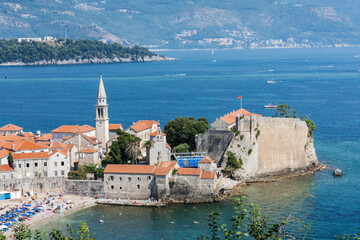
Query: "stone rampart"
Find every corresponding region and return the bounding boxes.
[65,180,104,197]
[0,177,65,195]
[196,130,234,167]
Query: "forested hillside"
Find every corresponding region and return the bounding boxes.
[1,0,360,49]
[0,39,155,64]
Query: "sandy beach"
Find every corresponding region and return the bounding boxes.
[2,194,96,239]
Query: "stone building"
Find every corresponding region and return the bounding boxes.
[109,124,123,141]
[0,124,23,135]
[104,164,157,199]
[76,148,100,165]
[211,108,261,131]
[0,164,15,180]
[148,124,171,165]
[125,120,158,156]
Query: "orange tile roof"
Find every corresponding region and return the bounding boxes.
[154,166,173,176]
[35,133,52,141]
[89,136,102,144]
[81,134,98,145]
[150,131,166,137]
[199,156,213,163]
[0,164,14,172]
[0,124,23,131]
[220,108,261,125]
[159,161,178,168]
[129,120,157,132]
[104,164,156,174]
[51,141,68,149]
[178,168,201,176]
[49,149,68,157]
[0,134,24,142]
[0,150,9,159]
[78,125,96,132]
[166,143,171,149]
[77,148,98,153]
[20,132,35,137]
[2,140,47,151]
[201,171,216,179]
[12,152,49,160]
[109,124,123,131]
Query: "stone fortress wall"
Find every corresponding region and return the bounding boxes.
[197,115,320,180]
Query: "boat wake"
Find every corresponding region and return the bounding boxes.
[165,73,186,76]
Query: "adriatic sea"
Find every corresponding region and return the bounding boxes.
[0,48,359,239]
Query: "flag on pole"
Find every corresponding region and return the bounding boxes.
[238,95,242,99]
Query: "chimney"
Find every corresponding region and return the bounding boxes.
[11,144,15,150]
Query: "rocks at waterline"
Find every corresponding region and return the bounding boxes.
[333,168,342,176]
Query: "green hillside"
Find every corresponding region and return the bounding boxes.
[0,39,154,64]
[1,0,360,49]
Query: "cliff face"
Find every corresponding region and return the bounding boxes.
[197,115,321,181]
[0,55,176,66]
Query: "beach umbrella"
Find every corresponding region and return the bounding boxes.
[26,211,33,214]
[10,213,17,216]
[3,223,10,226]
[0,225,7,230]
[0,219,5,222]
[24,204,31,207]
[15,210,22,213]
[36,205,43,208]
[21,214,28,217]
[32,208,38,211]
[20,207,27,210]
[9,219,17,222]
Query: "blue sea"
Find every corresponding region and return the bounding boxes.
[0,48,359,239]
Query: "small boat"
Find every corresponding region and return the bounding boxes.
[4,76,8,79]
[99,219,104,223]
[266,80,276,84]
[211,50,214,54]
[264,103,277,108]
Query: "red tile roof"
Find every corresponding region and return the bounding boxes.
[51,141,68,149]
[77,148,98,153]
[159,161,177,168]
[104,164,156,174]
[0,150,9,159]
[2,140,47,151]
[12,152,49,160]
[220,108,261,125]
[0,164,14,172]
[35,133,52,141]
[178,168,201,176]
[52,125,94,134]
[49,149,68,157]
[150,131,166,137]
[20,132,35,137]
[0,134,24,142]
[201,171,216,179]
[79,125,96,132]
[166,143,171,149]
[109,124,123,131]
[199,156,213,163]
[129,120,157,132]
[154,166,173,176]
[0,124,23,131]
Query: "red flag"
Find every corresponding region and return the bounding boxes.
[238,95,242,99]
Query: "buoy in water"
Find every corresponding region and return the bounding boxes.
[99,219,104,223]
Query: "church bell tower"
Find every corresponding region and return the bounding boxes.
[95,75,109,149]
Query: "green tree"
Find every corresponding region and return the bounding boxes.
[82,163,101,180]
[164,117,209,151]
[226,151,241,169]
[7,152,14,169]
[301,116,316,137]
[274,104,297,118]
[68,166,87,180]
[198,197,309,240]
[172,143,190,153]
[9,220,95,240]
[104,129,142,166]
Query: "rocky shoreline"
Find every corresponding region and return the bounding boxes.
[0,55,177,66]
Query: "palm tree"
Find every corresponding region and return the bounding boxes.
[82,163,99,180]
[143,140,153,164]
[125,138,142,164]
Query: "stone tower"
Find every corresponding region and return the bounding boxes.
[95,75,109,149]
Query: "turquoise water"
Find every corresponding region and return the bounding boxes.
[1,48,360,239]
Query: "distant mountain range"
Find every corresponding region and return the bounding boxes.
[1,0,360,49]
